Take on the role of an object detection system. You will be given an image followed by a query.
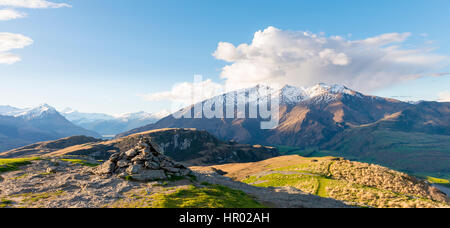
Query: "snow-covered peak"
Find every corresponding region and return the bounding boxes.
[304,83,356,97]
[188,83,362,108]
[273,83,361,105]
[14,104,58,120]
[117,111,158,121]
[276,85,306,104]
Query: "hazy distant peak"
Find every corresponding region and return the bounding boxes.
[116,111,156,121]
[0,105,22,115]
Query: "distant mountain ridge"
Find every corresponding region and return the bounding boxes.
[118,83,450,176]
[0,104,101,152]
[61,109,167,136]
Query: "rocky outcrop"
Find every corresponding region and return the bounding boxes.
[111,128,279,165]
[96,138,192,181]
[43,129,279,166]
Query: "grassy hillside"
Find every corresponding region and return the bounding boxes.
[277,129,450,179]
[198,155,449,208]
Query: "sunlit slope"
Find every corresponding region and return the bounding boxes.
[193,155,450,208]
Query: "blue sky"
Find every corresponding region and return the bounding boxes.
[0,0,449,115]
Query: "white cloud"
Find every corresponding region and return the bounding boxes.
[438,91,450,102]
[142,78,224,106]
[0,9,26,20]
[213,26,449,92]
[0,2,70,63]
[0,0,71,8]
[0,32,33,64]
[143,27,450,105]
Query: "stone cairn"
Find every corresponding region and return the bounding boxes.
[96,138,192,181]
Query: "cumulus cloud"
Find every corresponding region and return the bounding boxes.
[143,27,449,105]
[438,91,450,102]
[213,26,449,92]
[0,0,71,8]
[0,9,26,20]
[0,1,69,63]
[0,32,33,64]
[141,77,224,106]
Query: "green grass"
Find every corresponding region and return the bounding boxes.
[16,191,65,204]
[425,176,450,187]
[316,178,338,197]
[0,198,13,208]
[0,157,40,174]
[109,184,266,208]
[61,159,99,167]
[243,173,342,197]
[151,185,266,208]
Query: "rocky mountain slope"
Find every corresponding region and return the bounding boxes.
[193,155,450,208]
[0,104,101,152]
[1,128,278,166]
[118,84,450,177]
[0,140,349,208]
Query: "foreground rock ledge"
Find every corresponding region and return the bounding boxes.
[95,138,192,181]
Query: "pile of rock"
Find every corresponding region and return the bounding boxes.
[96,138,192,181]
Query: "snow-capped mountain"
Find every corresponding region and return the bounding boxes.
[12,104,59,120]
[118,83,417,144]
[177,83,365,113]
[61,109,167,137]
[0,104,61,120]
[271,83,365,105]
[0,104,101,152]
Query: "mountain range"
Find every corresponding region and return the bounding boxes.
[0,104,101,152]
[61,109,167,137]
[118,83,450,177]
